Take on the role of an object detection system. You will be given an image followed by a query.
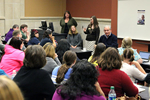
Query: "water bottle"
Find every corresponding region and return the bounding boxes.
[108,86,116,100]
[11,70,17,79]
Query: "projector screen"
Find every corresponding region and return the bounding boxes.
[117,0,150,41]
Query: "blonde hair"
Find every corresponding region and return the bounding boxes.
[43,43,55,59]
[121,37,132,48]
[68,25,78,35]
[0,76,24,100]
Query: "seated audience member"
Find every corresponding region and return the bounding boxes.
[118,37,143,64]
[0,37,25,76]
[20,24,30,43]
[5,24,19,42]
[27,29,40,45]
[51,50,77,84]
[97,47,138,98]
[120,48,147,83]
[88,43,106,67]
[13,45,55,100]
[52,60,106,100]
[7,30,26,51]
[0,76,24,100]
[98,26,118,48]
[67,25,82,49]
[40,30,56,48]
[42,43,61,76]
[56,39,70,63]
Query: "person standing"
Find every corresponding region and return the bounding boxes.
[98,26,118,48]
[83,16,100,51]
[60,11,77,34]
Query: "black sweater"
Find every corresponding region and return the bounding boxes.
[14,66,56,100]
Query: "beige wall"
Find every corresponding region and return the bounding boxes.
[25,0,66,17]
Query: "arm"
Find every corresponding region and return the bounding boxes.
[130,61,146,74]
[76,34,82,47]
[95,27,100,45]
[95,82,106,98]
[121,72,138,97]
[50,36,56,48]
[106,35,118,48]
[133,49,143,64]
[72,18,77,27]
[25,31,30,42]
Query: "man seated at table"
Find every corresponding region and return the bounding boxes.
[98,26,118,48]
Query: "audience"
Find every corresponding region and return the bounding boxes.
[120,48,147,83]
[88,43,106,67]
[60,11,77,34]
[5,24,19,42]
[98,26,118,48]
[118,37,143,64]
[42,43,61,76]
[20,24,30,43]
[83,16,100,51]
[97,47,138,98]
[0,37,25,76]
[13,45,55,100]
[27,29,40,45]
[0,76,24,100]
[67,25,82,49]
[40,30,56,48]
[51,50,77,84]
[56,39,70,63]
[52,60,106,100]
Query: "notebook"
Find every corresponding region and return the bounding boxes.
[139,51,150,62]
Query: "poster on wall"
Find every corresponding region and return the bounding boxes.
[137,10,145,25]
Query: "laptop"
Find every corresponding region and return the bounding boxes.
[139,51,150,63]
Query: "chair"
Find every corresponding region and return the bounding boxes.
[48,22,54,32]
[39,20,47,30]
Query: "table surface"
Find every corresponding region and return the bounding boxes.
[70,48,93,53]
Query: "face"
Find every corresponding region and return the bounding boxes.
[49,34,52,38]
[90,18,94,24]
[104,27,111,37]
[35,33,39,38]
[71,26,76,33]
[65,12,70,18]
[18,32,22,38]
[14,27,19,30]
[22,27,28,32]
[142,15,145,20]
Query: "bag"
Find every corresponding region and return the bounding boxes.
[116,95,141,100]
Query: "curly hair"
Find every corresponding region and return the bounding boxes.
[98,47,122,71]
[43,30,52,39]
[121,37,132,48]
[57,60,100,100]
[56,39,70,63]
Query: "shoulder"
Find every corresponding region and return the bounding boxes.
[111,33,117,38]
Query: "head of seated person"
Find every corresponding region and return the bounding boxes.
[90,43,106,66]
[56,39,70,63]
[55,50,77,84]
[9,37,24,50]
[43,42,55,59]
[31,29,39,39]
[43,29,52,39]
[68,25,78,35]
[24,45,46,69]
[122,48,134,61]
[0,75,23,100]
[121,37,132,48]
[12,30,22,38]
[55,60,103,99]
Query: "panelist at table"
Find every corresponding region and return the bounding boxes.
[98,26,118,48]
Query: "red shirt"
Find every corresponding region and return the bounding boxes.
[98,68,138,98]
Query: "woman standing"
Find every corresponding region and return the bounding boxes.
[60,11,77,34]
[83,16,100,51]
[67,25,82,49]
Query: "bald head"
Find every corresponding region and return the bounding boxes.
[104,26,111,37]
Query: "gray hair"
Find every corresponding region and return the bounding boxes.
[104,25,111,30]
[12,24,19,29]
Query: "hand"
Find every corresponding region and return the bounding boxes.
[71,45,77,48]
[26,31,30,37]
[83,28,86,32]
[55,53,58,58]
[50,36,55,41]
[94,45,97,48]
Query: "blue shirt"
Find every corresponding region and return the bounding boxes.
[0,69,8,76]
[40,38,52,46]
[98,33,118,48]
[51,66,72,84]
[28,37,40,45]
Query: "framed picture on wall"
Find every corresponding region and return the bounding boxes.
[137,10,145,25]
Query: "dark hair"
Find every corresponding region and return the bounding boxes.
[23,45,46,68]
[20,24,28,30]
[12,24,19,29]
[57,60,100,100]
[31,29,38,38]
[90,43,106,63]
[9,37,23,50]
[98,47,122,71]
[43,30,52,39]
[56,39,71,63]
[63,11,72,19]
[56,50,77,84]
[12,30,21,36]
[122,48,134,62]
[89,16,99,28]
